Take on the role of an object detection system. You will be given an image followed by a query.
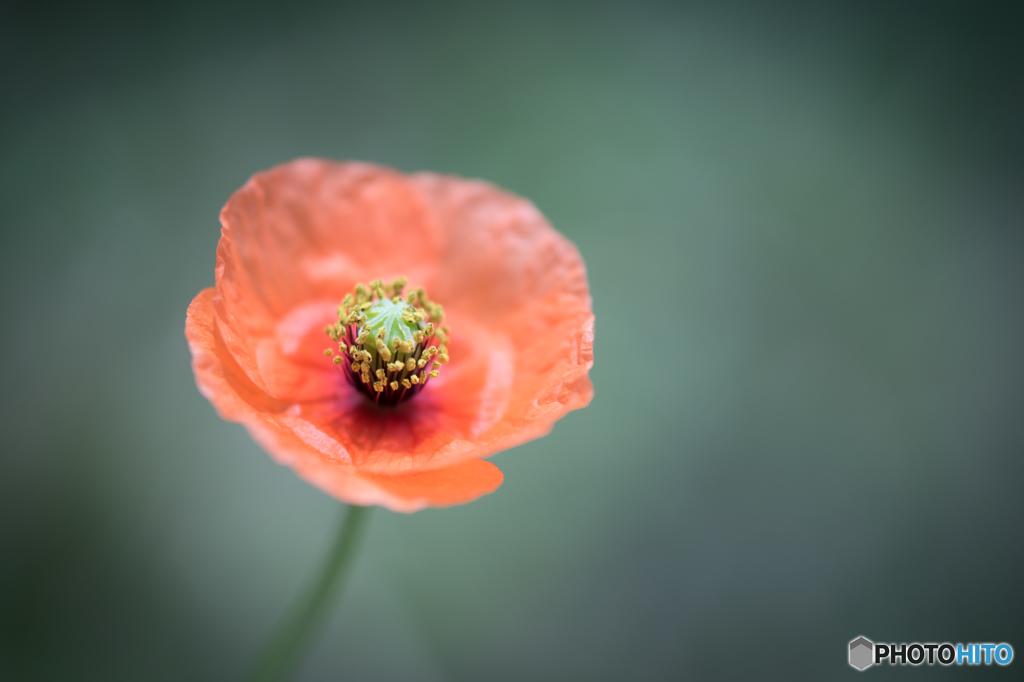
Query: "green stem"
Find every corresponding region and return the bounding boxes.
[249,504,372,682]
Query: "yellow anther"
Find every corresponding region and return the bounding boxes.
[441,325,450,335]
[326,277,452,405]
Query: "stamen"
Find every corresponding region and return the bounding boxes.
[325,276,449,406]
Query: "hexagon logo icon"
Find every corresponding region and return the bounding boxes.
[849,636,874,671]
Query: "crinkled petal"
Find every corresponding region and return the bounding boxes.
[408,172,595,460]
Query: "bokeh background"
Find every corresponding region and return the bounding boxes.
[2,0,1022,679]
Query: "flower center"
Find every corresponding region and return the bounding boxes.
[324,278,449,407]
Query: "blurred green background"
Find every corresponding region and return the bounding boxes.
[2,0,1023,679]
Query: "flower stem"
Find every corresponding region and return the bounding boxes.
[248,504,372,682]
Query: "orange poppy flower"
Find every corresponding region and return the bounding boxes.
[185,159,594,512]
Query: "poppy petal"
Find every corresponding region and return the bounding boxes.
[298,457,504,513]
